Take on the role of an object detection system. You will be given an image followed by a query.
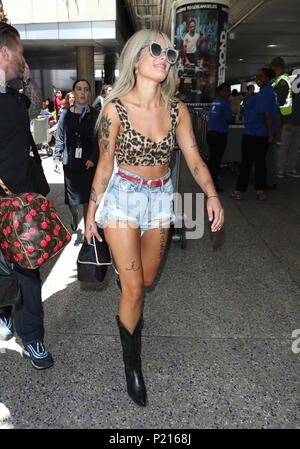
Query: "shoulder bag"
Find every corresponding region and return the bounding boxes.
[0,179,71,270]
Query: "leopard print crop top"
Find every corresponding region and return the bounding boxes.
[111,98,180,166]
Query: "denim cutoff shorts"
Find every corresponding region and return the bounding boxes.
[102,167,174,235]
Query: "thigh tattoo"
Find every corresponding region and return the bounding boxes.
[159,228,167,259]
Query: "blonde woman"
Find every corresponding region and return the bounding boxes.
[85,30,224,406]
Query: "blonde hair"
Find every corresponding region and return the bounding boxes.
[95,29,178,132]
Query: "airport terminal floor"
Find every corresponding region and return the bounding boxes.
[0,150,299,429]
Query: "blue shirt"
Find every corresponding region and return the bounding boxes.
[208,96,233,133]
[244,83,279,136]
[243,94,257,135]
[255,82,278,136]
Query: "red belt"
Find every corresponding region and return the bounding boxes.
[118,171,170,188]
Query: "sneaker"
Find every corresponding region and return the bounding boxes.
[0,315,13,341]
[22,341,54,370]
[277,170,284,178]
[256,192,266,201]
[232,191,241,200]
[286,170,300,178]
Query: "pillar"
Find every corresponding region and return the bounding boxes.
[174,0,230,107]
[76,46,95,101]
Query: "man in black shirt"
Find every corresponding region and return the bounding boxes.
[0,23,53,369]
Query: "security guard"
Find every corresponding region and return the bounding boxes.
[270,57,299,178]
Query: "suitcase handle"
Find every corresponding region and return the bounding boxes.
[0,179,13,195]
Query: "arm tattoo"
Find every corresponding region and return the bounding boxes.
[101,177,109,186]
[102,139,110,153]
[125,260,141,271]
[203,179,213,189]
[193,163,208,178]
[90,187,98,204]
[100,114,112,139]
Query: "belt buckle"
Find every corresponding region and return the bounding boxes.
[147,179,152,189]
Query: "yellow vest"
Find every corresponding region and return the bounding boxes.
[272,73,292,116]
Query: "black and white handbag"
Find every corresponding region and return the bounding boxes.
[77,228,111,282]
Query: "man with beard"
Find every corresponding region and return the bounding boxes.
[0,22,53,369]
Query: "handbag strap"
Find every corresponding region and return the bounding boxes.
[91,236,99,264]
[0,178,13,195]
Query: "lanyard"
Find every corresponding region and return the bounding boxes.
[69,106,82,147]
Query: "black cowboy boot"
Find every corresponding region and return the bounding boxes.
[116,315,147,406]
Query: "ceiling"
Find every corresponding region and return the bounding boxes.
[226,0,300,82]
[22,0,300,83]
[22,0,134,71]
[123,0,173,35]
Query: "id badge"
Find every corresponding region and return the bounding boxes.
[75,147,82,159]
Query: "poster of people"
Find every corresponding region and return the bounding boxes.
[175,2,229,107]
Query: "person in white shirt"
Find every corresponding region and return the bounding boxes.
[183,20,200,66]
[182,20,207,95]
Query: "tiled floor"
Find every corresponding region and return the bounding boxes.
[0,154,299,429]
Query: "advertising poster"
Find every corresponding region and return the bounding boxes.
[175,2,229,107]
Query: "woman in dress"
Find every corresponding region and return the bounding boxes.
[53,79,99,230]
[85,30,224,406]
